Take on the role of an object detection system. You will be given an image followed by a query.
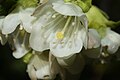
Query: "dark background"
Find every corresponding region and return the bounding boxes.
[0,0,120,80]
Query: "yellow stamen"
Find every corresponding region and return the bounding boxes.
[56,32,64,39]
[56,16,72,40]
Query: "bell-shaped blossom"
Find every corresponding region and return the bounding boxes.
[30,0,88,58]
[0,16,7,45]
[82,29,101,59]
[2,7,36,34]
[1,3,36,58]
[88,29,101,49]
[7,27,31,58]
[27,51,60,80]
[101,28,120,54]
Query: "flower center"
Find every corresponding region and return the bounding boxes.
[55,16,72,40]
[56,32,64,40]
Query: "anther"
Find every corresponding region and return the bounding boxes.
[56,32,64,40]
[72,22,75,26]
[52,14,56,18]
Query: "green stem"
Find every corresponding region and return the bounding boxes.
[77,0,92,12]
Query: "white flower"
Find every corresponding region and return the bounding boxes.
[27,51,60,80]
[30,0,88,58]
[0,16,7,45]
[0,16,4,30]
[52,0,85,16]
[81,29,101,59]
[88,29,101,49]
[1,6,35,58]
[2,7,36,34]
[101,28,120,54]
[8,28,31,58]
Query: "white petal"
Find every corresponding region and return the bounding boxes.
[79,15,88,28]
[52,1,84,16]
[20,8,36,33]
[0,33,7,45]
[27,53,57,80]
[107,29,120,43]
[78,15,88,49]
[0,17,4,30]
[107,43,119,54]
[2,13,20,34]
[27,64,37,80]
[88,29,101,49]
[36,65,51,79]
[0,17,7,45]
[28,54,50,79]
[102,38,119,54]
[30,5,54,51]
[101,28,120,54]
[50,37,83,58]
[78,28,87,49]
[29,23,49,51]
[12,40,29,58]
[11,31,30,58]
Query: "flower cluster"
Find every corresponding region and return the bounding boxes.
[0,0,120,80]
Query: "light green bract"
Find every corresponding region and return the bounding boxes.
[18,0,38,8]
[86,6,120,54]
[86,6,120,38]
[64,0,92,12]
[30,0,88,58]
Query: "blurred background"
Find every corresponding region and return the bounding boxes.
[0,0,120,80]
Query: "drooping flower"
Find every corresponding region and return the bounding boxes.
[86,5,120,54]
[7,27,31,58]
[86,5,120,37]
[101,28,120,54]
[0,0,39,58]
[87,29,101,49]
[0,16,7,45]
[2,7,36,34]
[1,0,39,34]
[27,51,60,80]
[81,28,101,59]
[0,8,32,58]
[85,5,120,59]
[30,0,88,58]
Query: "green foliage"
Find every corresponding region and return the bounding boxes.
[17,0,38,8]
[64,0,92,12]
